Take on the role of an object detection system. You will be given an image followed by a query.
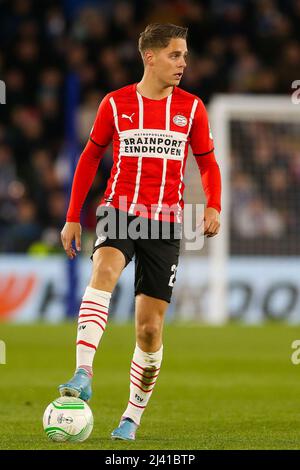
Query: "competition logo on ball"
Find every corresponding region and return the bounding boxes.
[173,114,187,127]
[43,397,94,442]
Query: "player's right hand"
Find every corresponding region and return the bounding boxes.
[60,222,82,259]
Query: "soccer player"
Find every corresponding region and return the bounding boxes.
[59,23,221,441]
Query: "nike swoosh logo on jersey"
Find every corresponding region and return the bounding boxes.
[122,113,135,123]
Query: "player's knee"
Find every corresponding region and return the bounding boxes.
[93,262,119,285]
[138,322,161,344]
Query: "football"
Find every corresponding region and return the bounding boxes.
[43,397,93,442]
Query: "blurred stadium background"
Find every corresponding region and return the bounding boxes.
[1,0,300,325]
[1,0,300,452]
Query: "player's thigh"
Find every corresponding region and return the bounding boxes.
[90,208,135,290]
[90,246,127,290]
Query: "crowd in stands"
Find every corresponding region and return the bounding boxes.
[231,121,300,253]
[0,0,299,253]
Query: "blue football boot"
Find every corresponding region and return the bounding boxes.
[111,417,138,441]
[58,368,92,402]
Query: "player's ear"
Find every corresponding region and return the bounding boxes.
[144,50,155,67]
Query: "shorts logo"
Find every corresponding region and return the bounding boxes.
[95,235,107,246]
[173,114,187,127]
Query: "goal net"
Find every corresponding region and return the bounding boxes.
[207,95,300,324]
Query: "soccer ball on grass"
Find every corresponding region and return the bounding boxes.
[43,396,93,442]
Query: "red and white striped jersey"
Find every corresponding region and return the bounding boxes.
[90,83,214,222]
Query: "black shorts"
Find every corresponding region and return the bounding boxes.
[92,207,181,303]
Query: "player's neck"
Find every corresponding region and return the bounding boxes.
[136,77,174,101]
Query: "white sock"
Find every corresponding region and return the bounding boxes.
[122,344,163,425]
[76,286,111,374]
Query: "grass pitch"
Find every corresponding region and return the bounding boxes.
[0,322,300,450]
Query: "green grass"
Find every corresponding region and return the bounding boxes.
[1,323,300,449]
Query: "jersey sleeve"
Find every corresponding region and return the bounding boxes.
[66,139,105,222]
[189,99,214,156]
[190,98,221,213]
[194,151,221,213]
[90,93,114,147]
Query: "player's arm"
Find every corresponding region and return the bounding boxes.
[61,94,114,259]
[189,99,221,237]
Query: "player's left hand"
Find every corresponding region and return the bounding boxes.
[203,207,220,237]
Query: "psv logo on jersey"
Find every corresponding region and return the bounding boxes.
[173,114,187,127]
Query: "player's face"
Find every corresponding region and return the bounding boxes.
[151,38,188,86]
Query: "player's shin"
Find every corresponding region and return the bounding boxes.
[122,344,163,425]
[76,286,111,375]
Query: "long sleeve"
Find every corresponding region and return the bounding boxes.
[189,98,221,213]
[66,139,106,222]
[194,151,221,213]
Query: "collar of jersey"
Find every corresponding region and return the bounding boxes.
[134,83,176,102]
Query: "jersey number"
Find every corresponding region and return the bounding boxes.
[168,264,177,287]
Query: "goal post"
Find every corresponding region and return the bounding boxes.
[207,94,300,324]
